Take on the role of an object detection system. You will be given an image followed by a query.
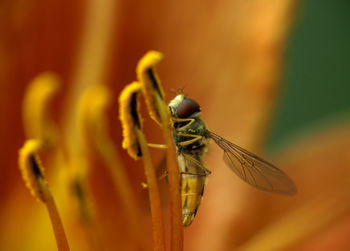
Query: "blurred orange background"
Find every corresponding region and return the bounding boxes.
[1,1,350,251]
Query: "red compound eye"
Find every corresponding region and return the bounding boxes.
[176,98,200,118]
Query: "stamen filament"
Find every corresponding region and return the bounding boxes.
[156,94,183,251]
[137,51,183,251]
[119,82,166,251]
[19,140,70,251]
[41,180,70,251]
[83,84,148,250]
[135,128,166,251]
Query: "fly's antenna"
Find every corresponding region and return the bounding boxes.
[170,87,186,96]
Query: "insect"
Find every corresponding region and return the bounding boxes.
[168,94,297,226]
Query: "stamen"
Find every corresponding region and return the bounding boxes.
[119,82,143,159]
[70,85,115,250]
[136,51,184,250]
[22,73,61,149]
[134,127,166,251]
[80,84,148,250]
[18,140,70,251]
[19,140,46,202]
[136,51,165,125]
[119,82,166,251]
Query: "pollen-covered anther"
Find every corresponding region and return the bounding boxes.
[136,51,165,124]
[119,82,143,159]
[19,139,70,250]
[23,72,61,149]
[18,139,47,202]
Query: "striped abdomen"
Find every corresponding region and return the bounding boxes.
[178,154,208,227]
[181,173,206,226]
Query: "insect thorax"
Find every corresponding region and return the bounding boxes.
[173,115,209,156]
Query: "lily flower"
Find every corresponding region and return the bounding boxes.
[1,1,350,251]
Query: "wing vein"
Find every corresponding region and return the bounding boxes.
[208,131,296,195]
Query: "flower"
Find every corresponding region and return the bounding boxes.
[119,82,143,160]
[2,1,350,251]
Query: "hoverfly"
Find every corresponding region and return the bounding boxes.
[168,94,297,226]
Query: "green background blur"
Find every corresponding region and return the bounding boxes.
[266,0,350,153]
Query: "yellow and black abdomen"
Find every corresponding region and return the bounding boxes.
[181,173,206,226]
[177,153,208,226]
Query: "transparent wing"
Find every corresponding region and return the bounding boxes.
[209,131,296,195]
[179,153,211,176]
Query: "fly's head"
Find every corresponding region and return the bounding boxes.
[168,94,201,119]
[169,94,209,151]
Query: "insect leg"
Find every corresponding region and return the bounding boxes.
[171,117,195,130]
[147,143,167,149]
[141,171,169,189]
[180,171,210,176]
[158,170,168,180]
[176,133,202,146]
